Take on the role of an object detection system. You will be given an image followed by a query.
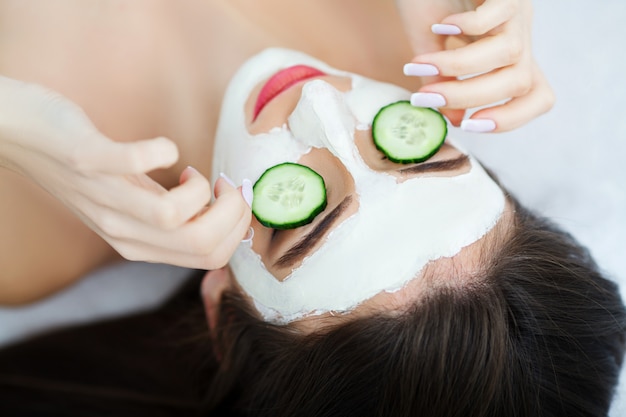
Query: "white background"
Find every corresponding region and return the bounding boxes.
[1,1,625,414]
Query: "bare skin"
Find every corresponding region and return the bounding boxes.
[0,0,415,303]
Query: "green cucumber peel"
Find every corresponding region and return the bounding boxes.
[252,162,327,230]
[372,100,448,164]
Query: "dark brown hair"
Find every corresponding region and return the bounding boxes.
[0,199,624,417]
[204,199,626,417]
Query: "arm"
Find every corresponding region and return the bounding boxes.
[0,75,251,303]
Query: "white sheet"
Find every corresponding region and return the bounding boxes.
[1,1,625,414]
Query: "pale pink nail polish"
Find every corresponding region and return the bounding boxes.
[182,166,200,183]
[403,63,439,77]
[219,172,237,187]
[410,92,446,108]
[461,119,496,133]
[241,227,255,243]
[241,178,253,208]
[431,24,462,36]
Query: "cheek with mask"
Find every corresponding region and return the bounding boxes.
[212,48,505,324]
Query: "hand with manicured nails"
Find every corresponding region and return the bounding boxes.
[396,0,555,133]
[0,75,252,270]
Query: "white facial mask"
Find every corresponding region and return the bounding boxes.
[213,48,505,323]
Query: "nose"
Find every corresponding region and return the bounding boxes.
[288,80,356,161]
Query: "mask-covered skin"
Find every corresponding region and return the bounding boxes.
[212,48,505,323]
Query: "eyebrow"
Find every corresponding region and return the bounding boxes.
[274,195,353,270]
[396,154,470,175]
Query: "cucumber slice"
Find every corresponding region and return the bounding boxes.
[372,100,447,164]
[252,163,327,230]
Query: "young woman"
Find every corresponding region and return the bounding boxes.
[0,0,553,303]
[0,48,622,417]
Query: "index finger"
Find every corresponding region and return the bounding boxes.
[72,136,179,175]
[96,184,251,266]
[416,32,523,78]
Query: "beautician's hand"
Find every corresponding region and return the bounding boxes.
[396,0,555,132]
[0,75,252,269]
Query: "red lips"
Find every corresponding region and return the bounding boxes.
[253,65,326,121]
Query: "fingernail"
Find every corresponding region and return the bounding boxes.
[241,178,253,208]
[404,63,439,77]
[410,92,446,108]
[219,172,237,187]
[181,166,200,184]
[241,227,255,244]
[432,24,462,36]
[461,119,496,133]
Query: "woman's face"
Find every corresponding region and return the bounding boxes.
[212,49,505,323]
